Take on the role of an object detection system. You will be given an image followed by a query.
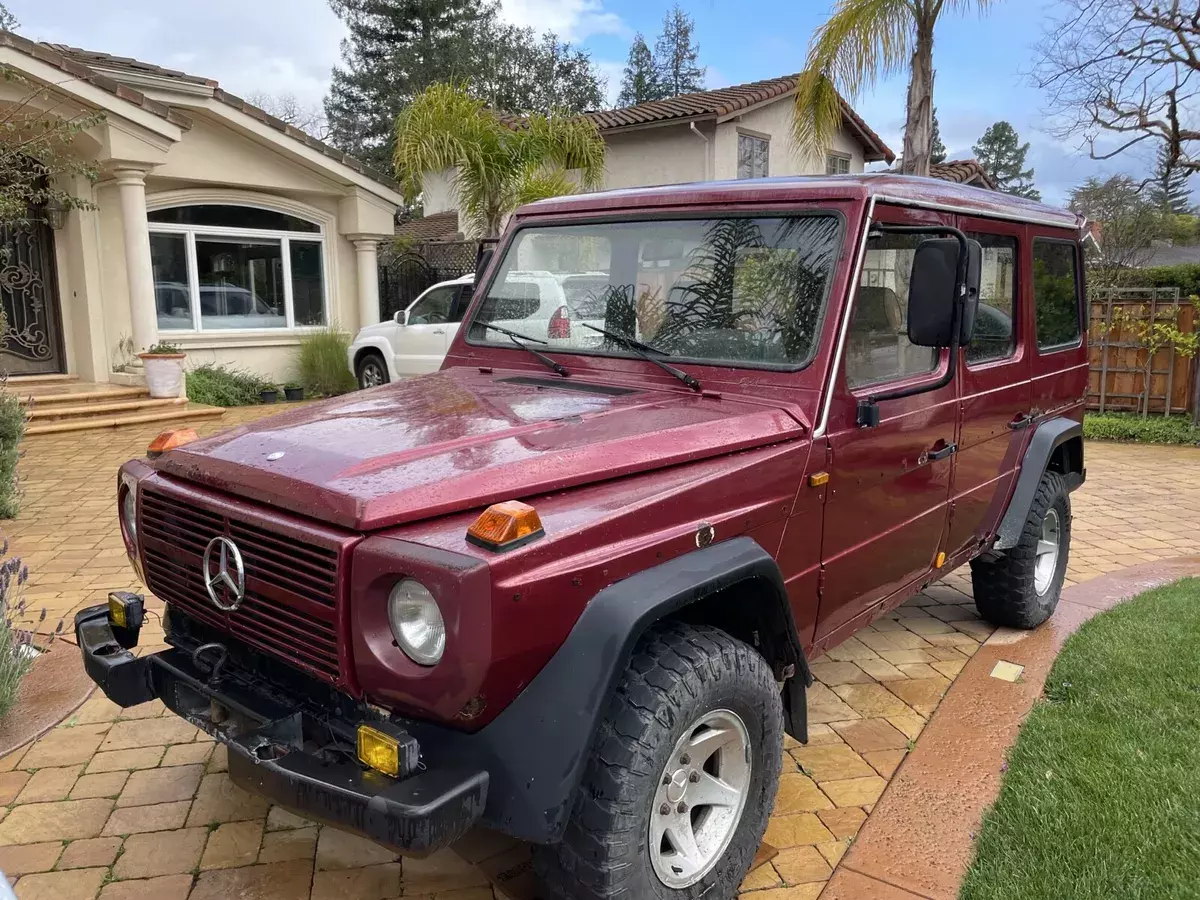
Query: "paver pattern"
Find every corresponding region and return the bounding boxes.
[2,407,1198,900]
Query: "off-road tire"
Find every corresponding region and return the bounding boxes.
[532,622,783,900]
[356,352,389,389]
[971,470,1071,629]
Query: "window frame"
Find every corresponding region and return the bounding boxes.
[964,230,1020,369]
[825,152,852,176]
[1031,236,1084,354]
[736,132,770,180]
[148,205,331,335]
[463,208,848,373]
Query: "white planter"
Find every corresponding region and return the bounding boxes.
[139,353,186,399]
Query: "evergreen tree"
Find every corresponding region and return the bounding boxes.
[325,0,486,167]
[0,2,17,30]
[654,4,705,97]
[617,33,664,106]
[930,108,947,164]
[468,19,604,116]
[973,121,1040,200]
[1149,143,1191,214]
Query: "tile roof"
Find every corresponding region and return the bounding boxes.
[395,210,460,242]
[12,38,400,193]
[1,32,193,129]
[916,159,997,190]
[582,74,895,163]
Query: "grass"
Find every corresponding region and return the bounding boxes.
[1083,412,1200,445]
[185,364,270,407]
[960,578,1200,900]
[297,327,356,397]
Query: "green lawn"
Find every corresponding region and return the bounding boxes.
[960,578,1200,900]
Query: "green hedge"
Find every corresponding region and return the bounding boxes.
[1084,412,1200,445]
[185,364,270,407]
[1133,263,1200,298]
[0,388,25,518]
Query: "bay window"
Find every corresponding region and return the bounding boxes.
[148,204,327,332]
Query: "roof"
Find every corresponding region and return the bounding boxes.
[395,211,461,243]
[12,37,399,192]
[0,32,192,128]
[517,173,1083,230]
[582,74,895,164]
[1138,242,1200,267]
[903,159,997,190]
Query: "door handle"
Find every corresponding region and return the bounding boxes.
[1008,412,1034,431]
[433,329,446,334]
[926,442,957,462]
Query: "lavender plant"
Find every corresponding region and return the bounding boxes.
[0,535,55,721]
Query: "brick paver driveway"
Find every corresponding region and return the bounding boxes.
[2,411,1198,900]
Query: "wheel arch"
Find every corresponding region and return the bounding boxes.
[994,417,1085,550]
[352,343,391,377]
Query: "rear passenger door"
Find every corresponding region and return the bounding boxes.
[816,207,957,642]
[946,220,1030,560]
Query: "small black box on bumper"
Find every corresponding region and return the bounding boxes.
[74,605,488,855]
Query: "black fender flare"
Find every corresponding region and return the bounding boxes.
[994,417,1085,550]
[406,536,809,844]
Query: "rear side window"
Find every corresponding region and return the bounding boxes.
[966,234,1018,365]
[1033,240,1081,349]
[845,231,938,388]
[489,280,542,320]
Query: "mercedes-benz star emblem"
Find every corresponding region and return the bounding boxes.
[203,536,246,611]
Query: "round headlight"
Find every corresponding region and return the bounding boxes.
[388,579,445,666]
[121,488,138,544]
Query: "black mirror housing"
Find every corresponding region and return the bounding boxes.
[907,238,982,348]
[474,245,495,284]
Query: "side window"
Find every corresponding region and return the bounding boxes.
[449,285,473,323]
[1033,240,1081,349]
[408,286,453,324]
[489,279,541,320]
[966,234,1018,365]
[737,134,769,179]
[845,232,939,388]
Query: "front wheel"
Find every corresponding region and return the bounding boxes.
[356,352,389,389]
[533,623,783,900]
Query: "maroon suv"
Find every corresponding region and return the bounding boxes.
[77,174,1086,899]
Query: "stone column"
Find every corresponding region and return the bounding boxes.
[114,167,158,357]
[353,239,381,328]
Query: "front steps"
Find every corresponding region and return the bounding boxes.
[10,375,225,436]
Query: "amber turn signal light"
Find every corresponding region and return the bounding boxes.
[466,500,545,552]
[147,428,199,459]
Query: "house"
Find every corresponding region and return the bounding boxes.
[886,159,997,190]
[422,74,895,231]
[0,32,402,390]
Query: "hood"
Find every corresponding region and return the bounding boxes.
[156,368,807,531]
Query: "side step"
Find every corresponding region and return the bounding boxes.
[25,404,225,436]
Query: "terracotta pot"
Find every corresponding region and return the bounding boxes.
[138,352,186,399]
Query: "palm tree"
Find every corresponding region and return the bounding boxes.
[394,83,606,238]
[793,0,993,177]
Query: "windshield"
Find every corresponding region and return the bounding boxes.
[466,215,843,368]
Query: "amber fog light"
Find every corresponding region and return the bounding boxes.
[388,579,445,666]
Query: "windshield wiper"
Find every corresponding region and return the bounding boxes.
[483,323,570,377]
[582,323,701,392]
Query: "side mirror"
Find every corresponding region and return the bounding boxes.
[474,247,494,284]
[906,238,982,347]
[395,309,409,326]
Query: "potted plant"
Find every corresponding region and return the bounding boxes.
[138,342,186,399]
[258,384,279,404]
[283,382,305,402]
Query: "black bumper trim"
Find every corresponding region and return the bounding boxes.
[74,605,487,855]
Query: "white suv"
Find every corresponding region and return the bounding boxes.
[348,271,604,388]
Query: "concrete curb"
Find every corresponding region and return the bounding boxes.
[820,556,1200,900]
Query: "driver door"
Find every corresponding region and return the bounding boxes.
[396,285,455,375]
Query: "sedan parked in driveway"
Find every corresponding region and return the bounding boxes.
[347,271,604,388]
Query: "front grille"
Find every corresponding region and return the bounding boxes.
[139,483,349,687]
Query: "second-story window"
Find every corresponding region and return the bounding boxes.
[826,153,851,175]
[737,134,769,179]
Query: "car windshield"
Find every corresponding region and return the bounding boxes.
[466,215,843,368]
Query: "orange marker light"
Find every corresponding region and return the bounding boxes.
[147,428,199,459]
[466,501,545,552]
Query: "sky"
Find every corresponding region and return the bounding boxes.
[10,0,1165,205]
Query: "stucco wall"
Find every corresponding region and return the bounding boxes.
[713,97,866,180]
[602,124,712,189]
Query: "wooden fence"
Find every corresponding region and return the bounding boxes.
[1087,287,1197,416]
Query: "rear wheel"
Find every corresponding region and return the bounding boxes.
[971,470,1071,629]
[533,622,782,900]
[356,352,389,389]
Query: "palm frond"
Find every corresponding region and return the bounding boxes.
[792,0,912,157]
[513,167,579,208]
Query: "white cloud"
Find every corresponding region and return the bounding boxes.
[499,0,625,42]
[594,59,625,107]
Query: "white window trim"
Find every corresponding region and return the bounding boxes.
[737,133,770,180]
[826,152,852,176]
[148,217,331,336]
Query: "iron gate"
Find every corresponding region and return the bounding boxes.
[0,213,64,375]
[377,241,480,322]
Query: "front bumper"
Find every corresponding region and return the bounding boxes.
[75,605,487,855]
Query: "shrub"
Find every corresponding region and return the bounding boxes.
[185,364,269,407]
[1137,264,1200,298]
[0,385,26,519]
[0,543,39,722]
[1084,412,1200,445]
[297,327,356,397]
